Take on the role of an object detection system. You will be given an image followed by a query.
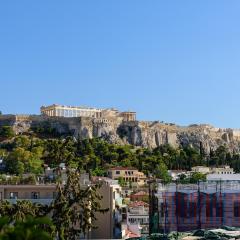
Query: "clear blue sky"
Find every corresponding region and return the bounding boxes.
[1,1,240,128]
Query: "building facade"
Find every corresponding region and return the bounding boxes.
[0,184,56,205]
[40,104,137,121]
[127,201,149,236]
[150,181,240,234]
[91,177,125,239]
[207,173,240,183]
[130,191,148,202]
[191,165,234,175]
[211,165,234,174]
[107,167,147,187]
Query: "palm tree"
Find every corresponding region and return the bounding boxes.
[0,200,49,223]
[0,201,11,218]
[11,200,36,222]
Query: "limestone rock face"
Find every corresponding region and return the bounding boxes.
[2,115,240,154]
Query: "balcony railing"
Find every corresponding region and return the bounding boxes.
[6,198,53,205]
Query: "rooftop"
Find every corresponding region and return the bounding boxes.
[207,173,240,181]
[128,201,149,208]
[91,176,120,186]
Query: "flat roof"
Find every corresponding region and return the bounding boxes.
[207,174,240,181]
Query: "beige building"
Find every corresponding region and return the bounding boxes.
[191,166,211,174]
[91,177,125,239]
[211,165,234,174]
[191,165,234,175]
[0,184,56,205]
[107,167,147,187]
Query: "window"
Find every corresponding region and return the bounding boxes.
[10,192,18,199]
[116,171,120,174]
[31,192,40,199]
[234,202,240,217]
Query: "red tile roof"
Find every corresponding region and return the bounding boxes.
[128,201,149,208]
[125,229,140,239]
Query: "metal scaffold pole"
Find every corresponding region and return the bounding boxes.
[176,181,179,239]
[197,181,202,230]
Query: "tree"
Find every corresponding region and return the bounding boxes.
[0,200,48,222]
[117,177,126,187]
[13,136,31,149]
[155,162,172,183]
[5,147,43,175]
[0,126,14,139]
[214,145,229,166]
[50,170,108,240]
[44,138,76,168]
[0,216,54,240]
[190,172,206,183]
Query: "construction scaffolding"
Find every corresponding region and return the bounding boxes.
[149,181,240,234]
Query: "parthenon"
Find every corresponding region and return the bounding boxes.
[40,104,136,121]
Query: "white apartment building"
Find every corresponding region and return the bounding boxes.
[191,165,234,175]
[127,201,149,236]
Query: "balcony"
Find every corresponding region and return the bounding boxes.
[6,198,53,205]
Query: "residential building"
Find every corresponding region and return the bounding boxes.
[211,165,234,174]
[127,201,149,236]
[191,166,210,174]
[107,167,147,187]
[191,165,234,175]
[0,184,56,205]
[168,170,190,181]
[91,177,125,239]
[121,187,134,198]
[0,172,91,206]
[207,173,240,183]
[130,191,148,202]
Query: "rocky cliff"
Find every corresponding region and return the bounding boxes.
[1,115,240,154]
